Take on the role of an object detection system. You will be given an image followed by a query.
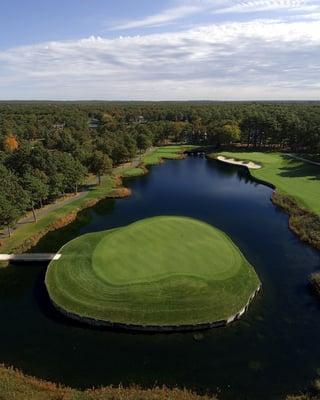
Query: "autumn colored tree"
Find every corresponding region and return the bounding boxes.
[3,134,19,152]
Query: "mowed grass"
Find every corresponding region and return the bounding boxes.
[121,166,146,177]
[45,216,260,327]
[143,145,195,166]
[216,152,320,215]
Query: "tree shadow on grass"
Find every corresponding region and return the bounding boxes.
[278,155,320,181]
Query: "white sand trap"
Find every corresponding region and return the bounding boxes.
[217,156,262,170]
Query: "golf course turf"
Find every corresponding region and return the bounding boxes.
[45,216,260,330]
[213,151,320,296]
[215,152,320,214]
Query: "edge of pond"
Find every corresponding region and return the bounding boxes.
[0,146,191,264]
[210,153,320,295]
[50,285,262,332]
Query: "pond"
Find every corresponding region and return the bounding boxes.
[1,156,320,400]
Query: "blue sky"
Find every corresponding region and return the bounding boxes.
[0,1,167,48]
[0,0,319,100]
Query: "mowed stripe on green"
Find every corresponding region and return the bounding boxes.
[93,217,239,285]
[217,152,320,214]
[45,217,260,326]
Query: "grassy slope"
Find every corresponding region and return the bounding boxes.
[143,145,195,166]
[45,216,260,326]
[216,152,320,214]
[0,363,317,400]
[0,363,316,400]
[0,364,215,400]
[121,166,146,177]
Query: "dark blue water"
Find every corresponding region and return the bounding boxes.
[1,156,319,399]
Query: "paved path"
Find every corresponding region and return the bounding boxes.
[114,147,155,174]
[0,253,61,262]
[0,190,89,240]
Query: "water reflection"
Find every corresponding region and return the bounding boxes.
[0,156,319,400]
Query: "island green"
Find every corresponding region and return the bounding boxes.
[45,216,260,329]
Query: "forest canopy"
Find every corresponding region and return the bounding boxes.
[0,101,319,234]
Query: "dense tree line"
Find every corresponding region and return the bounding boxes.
[0,101,319,234]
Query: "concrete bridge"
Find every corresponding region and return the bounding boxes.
[0,254,61,262]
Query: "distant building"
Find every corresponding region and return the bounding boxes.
[88,118,99,129]
[53,123,65,130]
[136,115,145,124]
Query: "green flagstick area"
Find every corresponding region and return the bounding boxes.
[45,216,261,330]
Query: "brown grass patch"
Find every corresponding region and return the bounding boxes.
[0,364,215,400]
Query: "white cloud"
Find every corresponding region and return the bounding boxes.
[110,4,203,30]
[109,0,320,32]
[0,19,320,100]
[215,0,319,14]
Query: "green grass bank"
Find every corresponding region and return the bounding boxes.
[215,152,320,214]
[210,151,320,295]
[45,216,260,329]
[143,145,191,166]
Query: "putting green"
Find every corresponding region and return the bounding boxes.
[45,216,260,328]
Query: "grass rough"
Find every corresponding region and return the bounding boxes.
[45,216,260,328]
[0,363,215,400]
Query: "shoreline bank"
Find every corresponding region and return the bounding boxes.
[211,152,320,251]
[0,145,192,260]
[0,363,215,400]
[211,152,320,295]
[50,284,261,332]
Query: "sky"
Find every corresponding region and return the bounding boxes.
[0,0,319,100]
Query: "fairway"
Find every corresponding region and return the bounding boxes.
[143,145,192,166]
[45,217,260,329]
[217,152,320,215]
